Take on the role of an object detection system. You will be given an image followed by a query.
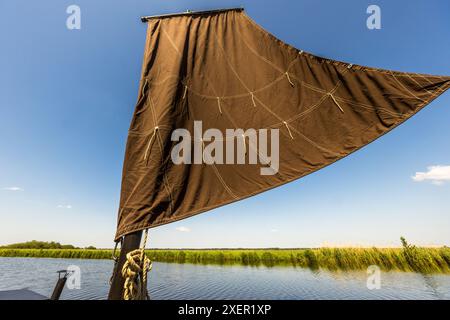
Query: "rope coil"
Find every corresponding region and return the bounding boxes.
[121,229,152,300]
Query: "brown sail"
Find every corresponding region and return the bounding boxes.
[114,8,450,240]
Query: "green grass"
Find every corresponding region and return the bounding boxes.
[1,247,449,273]
[0,249,111,260]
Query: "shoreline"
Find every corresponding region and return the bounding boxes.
[1,247,449,274]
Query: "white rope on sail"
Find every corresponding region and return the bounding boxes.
[217,97,223,114]
[143,126,159,160]
[285,72,295,87]
[283,121,294,139]
[250,92,256,107]
[328,93,345,113]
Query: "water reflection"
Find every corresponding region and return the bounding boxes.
[0,257,449,300]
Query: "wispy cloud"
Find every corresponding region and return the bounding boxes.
[57,204,72,209]
[270,228,279,233]
[412,165,450,185]
[175,226,190,232]
[2,187,24,191]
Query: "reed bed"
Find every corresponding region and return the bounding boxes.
[1,247,449,273]
[0,249,111,260]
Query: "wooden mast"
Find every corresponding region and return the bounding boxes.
[107,231,142,300]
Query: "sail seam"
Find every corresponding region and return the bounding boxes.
[390,71,426,102]
[405,74,433,95]
[161,28,181,56]
[149,96,175,214]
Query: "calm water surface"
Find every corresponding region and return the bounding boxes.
[0,257,449,300]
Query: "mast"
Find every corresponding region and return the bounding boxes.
[108,231,142,300]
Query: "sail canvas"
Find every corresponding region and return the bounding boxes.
[115,8,450,240]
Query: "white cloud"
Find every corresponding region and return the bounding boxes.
[175,226,190,232]
[57,204,72,209]
[2,187,24,191]
[270,228,279,233]
[412,165,450,185]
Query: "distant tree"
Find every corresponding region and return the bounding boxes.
[85,246,97,250]
[61,245,76,249]
[1,240,78,249]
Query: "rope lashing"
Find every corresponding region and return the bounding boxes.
[216,97,222,114]
[298,50,304,55]
[283,121,294,139]
[143,126,159,160]
[347,63,353,69]
[121,229,152,300]
[182,85,188,99]
[285,72,295,87]
[327,93,345,113]
[250,92,256,107]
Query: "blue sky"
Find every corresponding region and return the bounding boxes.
[0,0,449,248]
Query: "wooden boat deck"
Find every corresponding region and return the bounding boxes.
[0,289,48,300]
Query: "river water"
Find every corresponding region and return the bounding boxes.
[0,257,449,300]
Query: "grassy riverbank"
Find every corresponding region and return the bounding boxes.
[1,247,449,273]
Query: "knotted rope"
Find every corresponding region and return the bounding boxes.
[121,229,152,300]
